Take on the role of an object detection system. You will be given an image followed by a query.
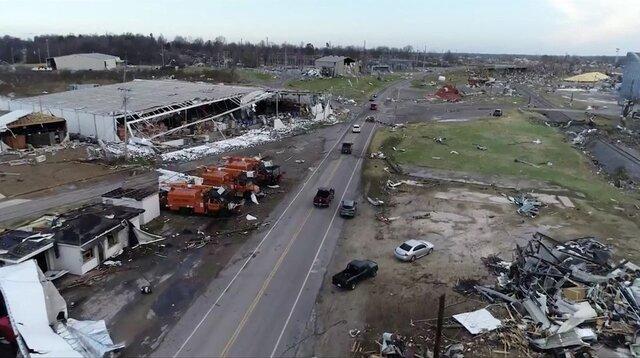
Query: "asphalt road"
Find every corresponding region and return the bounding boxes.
[152,82,404,357]
[0,171,158,226]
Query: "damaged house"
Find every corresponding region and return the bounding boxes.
[49,204,145,276]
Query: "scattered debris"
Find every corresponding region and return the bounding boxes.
[509,193,542,217]
[246,214,258,221]
[367,197,385,206]
[452,308,501,335]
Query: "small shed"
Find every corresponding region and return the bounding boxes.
[0,110,66,150]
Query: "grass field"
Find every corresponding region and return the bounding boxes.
[286,74,400,101]
[372,111,639,207]
[411,69,469,89]
[236,68,278,84]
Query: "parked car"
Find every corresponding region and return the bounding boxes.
[352,124,361,133]
[632,111,640,120]
[313,187,335,207]
[394,239,434,262]
[332,259,378,290]
[341,142,353,154]
[339,200,357,217]
[370,103,378,110]
[492,109,503,117]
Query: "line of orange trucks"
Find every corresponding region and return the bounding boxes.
[161,157,283,216]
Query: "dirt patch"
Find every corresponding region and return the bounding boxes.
[0,145,133,198]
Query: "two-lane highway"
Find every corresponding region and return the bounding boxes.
[153,82,403,357]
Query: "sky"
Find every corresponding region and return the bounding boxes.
[0,0,638,56]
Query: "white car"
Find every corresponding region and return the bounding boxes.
[394,239,434,262]
[352,124,361,133]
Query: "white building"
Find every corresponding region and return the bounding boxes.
[0,204,147,276]
[101,187,160,225]
[0,79,270,142]
[314,56,359,77]
[46,53,123,71]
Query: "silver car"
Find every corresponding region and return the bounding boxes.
[394,239,434,262]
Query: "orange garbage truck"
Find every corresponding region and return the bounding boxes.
[223,156,283,186]
[198,166,260,198]
[164,183,240,215]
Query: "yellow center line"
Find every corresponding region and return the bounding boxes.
[220,156,345,356]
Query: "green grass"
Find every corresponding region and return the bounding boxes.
[236,68,277,84]
[286,74,401,101]
[373,111,639,207]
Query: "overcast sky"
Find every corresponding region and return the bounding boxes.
[1,0,638,56]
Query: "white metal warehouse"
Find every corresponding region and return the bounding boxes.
[46,53,123,71]
[0,80,269,142]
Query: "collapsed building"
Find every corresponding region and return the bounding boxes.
[0,110,66,152]
[0,80,320,146]
[314,56,360,77]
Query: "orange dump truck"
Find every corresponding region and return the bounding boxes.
[198,167,260,197]
[223,157,283,186]
[165,183,239,215]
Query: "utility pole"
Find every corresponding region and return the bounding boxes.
[161,43,165,67]
[119,88,132,160]
[10,47,14,64]
[275,91,279,118]
[433,294,446,358]
[45,38,50,59]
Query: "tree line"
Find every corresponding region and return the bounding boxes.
[0,33,449,67]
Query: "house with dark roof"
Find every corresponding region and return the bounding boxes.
[0,230,55,272]
[50,204,145,275]
[1,203,147,276]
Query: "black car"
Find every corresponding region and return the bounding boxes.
[332,259,378,290]
[341,142,353,154]
[339,200,357,217]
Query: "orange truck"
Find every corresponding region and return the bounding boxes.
[198,166,260,198]
[223,157,283,186]
[164,183,240,215]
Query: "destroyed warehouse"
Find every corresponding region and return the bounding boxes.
[0,79,317,144]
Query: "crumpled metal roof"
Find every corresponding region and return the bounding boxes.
[0,109,32,132]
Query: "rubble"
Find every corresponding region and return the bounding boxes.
[463,232,640,355]
[509,193,542,217]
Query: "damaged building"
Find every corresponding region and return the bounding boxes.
[0,80,319,146]
[0,110,66,152]
[314,56,360,77]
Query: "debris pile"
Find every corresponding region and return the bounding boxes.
[466,232,640,356]
[509,193,543,217]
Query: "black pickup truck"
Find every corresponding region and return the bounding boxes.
[332,259,378,290]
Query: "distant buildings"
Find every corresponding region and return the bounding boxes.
[46,52,123,71]
[314,56,359,77]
